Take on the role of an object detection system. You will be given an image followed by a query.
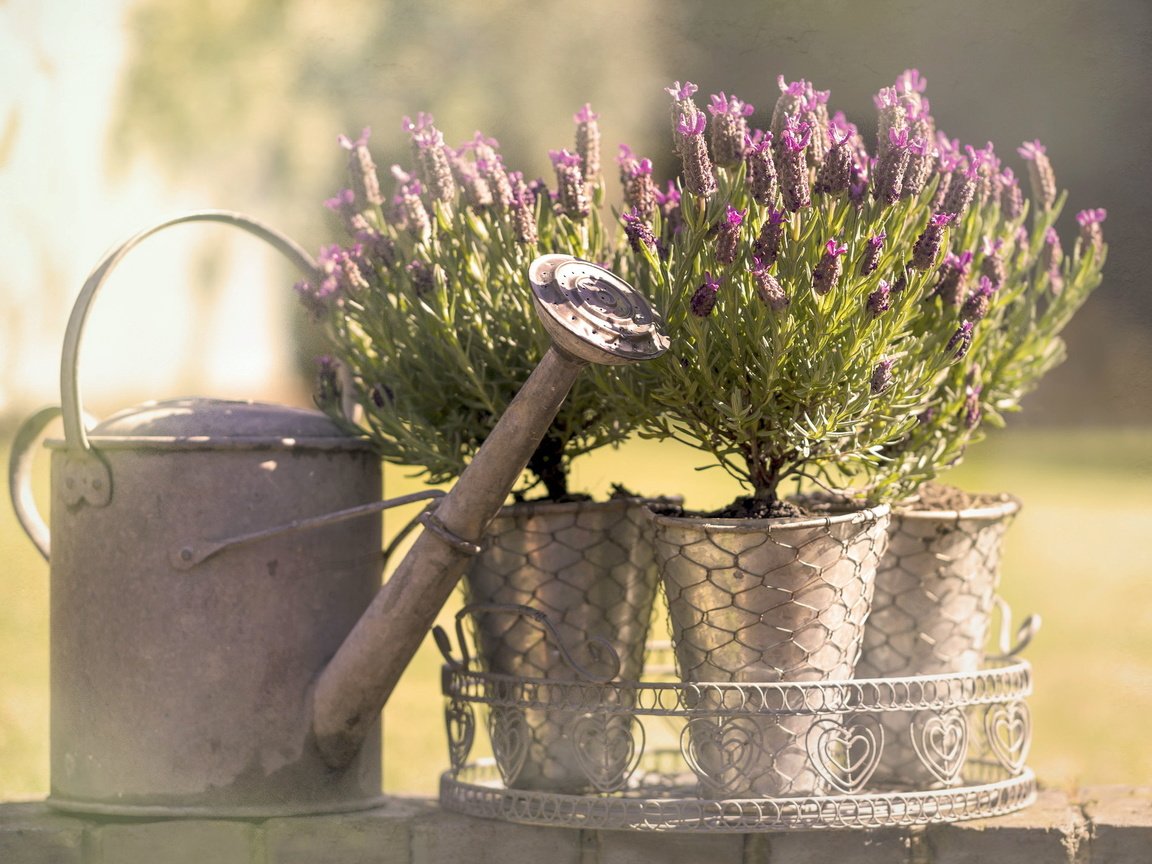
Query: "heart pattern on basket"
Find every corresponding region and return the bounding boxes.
[984,700,1031,773]
[807,716,884,794]
[682,716,762,796]
[910,708,969,784]
[444,698,475,774]
[488,706,529,786]
[569,713,644,793]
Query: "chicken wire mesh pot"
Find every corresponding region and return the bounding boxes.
[648,504,891,798]
[855,492,1022,787]
[461,497,660,793]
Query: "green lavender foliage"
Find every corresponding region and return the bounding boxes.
[617,167,958,502]
[301,121,625,500]
[873,191,1107,497]
[613,73,1106,505]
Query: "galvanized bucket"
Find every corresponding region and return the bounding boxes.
[649,504,890,798]
[856,493,1021,788]
[462,497,659,793]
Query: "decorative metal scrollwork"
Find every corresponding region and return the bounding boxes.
[910,707,969,785]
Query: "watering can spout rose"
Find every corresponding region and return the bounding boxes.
[7,211,668,814]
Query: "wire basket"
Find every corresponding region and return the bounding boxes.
[857,495,1036,787]
[460,498,660,792]
[436,626,1036,832]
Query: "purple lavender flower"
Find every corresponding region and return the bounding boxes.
[752,209,787,267]
[549,148,590,219]
[622,209,657,253]
[867,279,892,318]
[655,180,683,235]
[1040,226,1065,294]
[404,118,457,204]
[962,275,998,322]
[339,128,384,208]
[666,81,700,155]
[874,86,909,167]
[980,237,1007,289]
[769,75,811,144]
[715,205,745,265]
[690,272,721,317]
[901,131,934,199]
[860,231,886,276]
[508,171,538,245]
[708,92,754,167]
[936,251,974,308]
[676,111,717,199]
[745,132,778,205]
[946,319,974,359]
[963,382,983,429]
[574,103,601,185]
[450,149,494,210]
[814,127,853,197]
[911,213,955,271]
[468,132,514,210]
[751,258,789,311]
[812,238,848,295]
[999,166,1025,220]
[1076,208,1108,256]
[870,357,895,394]
[872,127,911,205]
[941,154,979,217]
[779,115,812,212]
[398,180,431,239]
[1017,139,1057,211]
[325,187,373,236]
[618,146,657,219]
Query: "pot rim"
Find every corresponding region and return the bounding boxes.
[892,492,1021,522]
[493,495,681,517]
[644,502,891,533]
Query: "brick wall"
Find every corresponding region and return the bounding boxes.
[1,787,1148,864]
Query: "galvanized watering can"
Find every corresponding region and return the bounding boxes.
[8,211,668,817]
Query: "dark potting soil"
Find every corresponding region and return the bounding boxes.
[650,495,806,520]
[904,482,1012,512]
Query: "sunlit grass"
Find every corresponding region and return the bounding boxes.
[2,426,1149,799]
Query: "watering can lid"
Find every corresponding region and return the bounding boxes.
[49,398,374,452]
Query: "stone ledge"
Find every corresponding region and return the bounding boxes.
[0,788,1148,864]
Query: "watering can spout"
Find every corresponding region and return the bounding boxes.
[311,255,669,768]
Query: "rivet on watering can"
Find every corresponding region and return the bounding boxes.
[311,255,668,769]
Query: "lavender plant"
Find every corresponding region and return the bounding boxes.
[296,108,625,500]
[613,71,1106,512]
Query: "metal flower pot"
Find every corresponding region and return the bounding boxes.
[856,492,1021,787]
[462,498,659,793]
[649,504,891,798]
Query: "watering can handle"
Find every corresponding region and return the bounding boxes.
[59,210,319,457]
[7,406,61,561]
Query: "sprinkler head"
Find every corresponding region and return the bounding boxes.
[529,254,669,365]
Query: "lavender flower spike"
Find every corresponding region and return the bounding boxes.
[622,208,657,253]
[708,92,754,167]
[867,279,892,318]
[946,319,975,359]
[676,111,717,199]
[339,127,384,208]
[667,80,700,155]
[963,382,983,429]
[871,358,895,394]
[751,257,789,311]
[550,148,590,219]
[745,132,778,205]
[1076,208,1108,256]
[690,272,721,317]
[752,209,788,267]
[962,275,997,322]
[872,127,911,205]
[574,103,601,185]
[779,115,812,212]
[814,127,853,197]
[1017,139,1057,211]
[911,213,955,271]
[618,146,657,219]
[715,204,745,265]
[812,238,848,295]
[860,231,886,276]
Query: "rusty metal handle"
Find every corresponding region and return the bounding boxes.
[7,406,61,561]
[59,211,319,460]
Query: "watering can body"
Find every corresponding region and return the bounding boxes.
[9,213,388,817]
[41,400,384,816]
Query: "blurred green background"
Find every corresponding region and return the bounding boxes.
[2,0,1150,799]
